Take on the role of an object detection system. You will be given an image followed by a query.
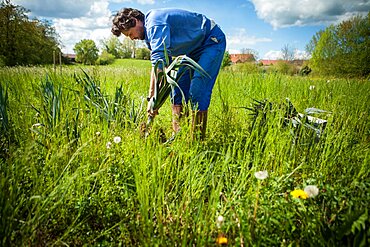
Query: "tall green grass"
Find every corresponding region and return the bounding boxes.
[0,63,369,246]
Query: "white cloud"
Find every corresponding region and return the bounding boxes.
[250,0,370,29]
[13,0,95,18]
[226,28,271,53]
[294,50,311,60]
[12,0,156,53]
[262,49,311,60]
[110,0,155,3]
[263,50,282,60]
[51,0,112,53]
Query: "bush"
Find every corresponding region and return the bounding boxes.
[97,51,115,65]
[221,51,232,68]
[135,48,150,60]
[0,55,5,67]
[272,61,299,75]
[299,65,312,76]
[225,62,260,73]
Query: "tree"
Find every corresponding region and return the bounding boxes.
[73,39,98,65]
[135,47,150,60]
[308,12,370,76]
[240,48,258,61]
[0,0,60,65]
[281,44,295,61]
[96,50,115,65]
[120,38,136,58]
[221,51,231,68]
[100,35,124,58]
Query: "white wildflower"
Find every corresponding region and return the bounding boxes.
[106,141,112,149]
[309,85,315,90]
[96,131,101,136]
[217,215,224,224]
[113,136,121,143]
[216,215,224,228]
[304,185,319,198]
[254,170,268,180]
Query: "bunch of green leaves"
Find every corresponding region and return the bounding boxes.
[244,98,329,140]
[0,82,9,135]
[147,45,210,125]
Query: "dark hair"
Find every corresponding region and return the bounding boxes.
[111,8,145,36]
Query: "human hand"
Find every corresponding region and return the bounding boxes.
[147,97,159,117]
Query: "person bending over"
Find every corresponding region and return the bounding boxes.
[112,8,226,140]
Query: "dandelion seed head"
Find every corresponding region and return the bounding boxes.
[304,185,319,198]
[217,215,224,224]
[254,170,268,180]
[113,136,121,143]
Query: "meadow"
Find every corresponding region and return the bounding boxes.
[0,59,369,246]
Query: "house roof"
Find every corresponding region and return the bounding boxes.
[230,54,255,63]
[63,54,76,59]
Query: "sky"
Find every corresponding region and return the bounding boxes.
[12,0,370,59]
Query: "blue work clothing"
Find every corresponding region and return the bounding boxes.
[144,8,226,111]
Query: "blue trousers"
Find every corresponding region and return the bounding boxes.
[171,25,226,111]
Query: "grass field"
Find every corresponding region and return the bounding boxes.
[1,59,369,246]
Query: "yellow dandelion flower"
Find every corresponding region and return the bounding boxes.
[290,189,309,199]
[216,236,228,245]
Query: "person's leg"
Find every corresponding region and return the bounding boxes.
[189,26,226,140]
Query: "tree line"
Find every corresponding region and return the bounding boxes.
[0,0,60,66]
[307,12,370,77]
[74,37,150,65]
[1,0,369,77]
[0,0,150,67]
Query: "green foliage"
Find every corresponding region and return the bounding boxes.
[100,35,124,58]
[73,39,99,65]
[0,55,5,67]
[225,62,260,73]
[308,12,370,77]
[0,65,369,246]
[221,51,232,68]
[299,65,312,76]
[0,82,8,134]
[0,1,61,66]
[135,47,151,60]
[96,50,115,65]
[0,81,10,159]
[120,38,136,58]
[147,45,209,123]
[271,60,299,75]
[0,1,60,67]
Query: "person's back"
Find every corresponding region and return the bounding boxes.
[145,8,213,59]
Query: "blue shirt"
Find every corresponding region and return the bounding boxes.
[144,8,213,67]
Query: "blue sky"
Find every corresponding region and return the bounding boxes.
[13,0,370,59]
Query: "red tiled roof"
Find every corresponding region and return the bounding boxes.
[63,54,76,59]
[230,54,255,63]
